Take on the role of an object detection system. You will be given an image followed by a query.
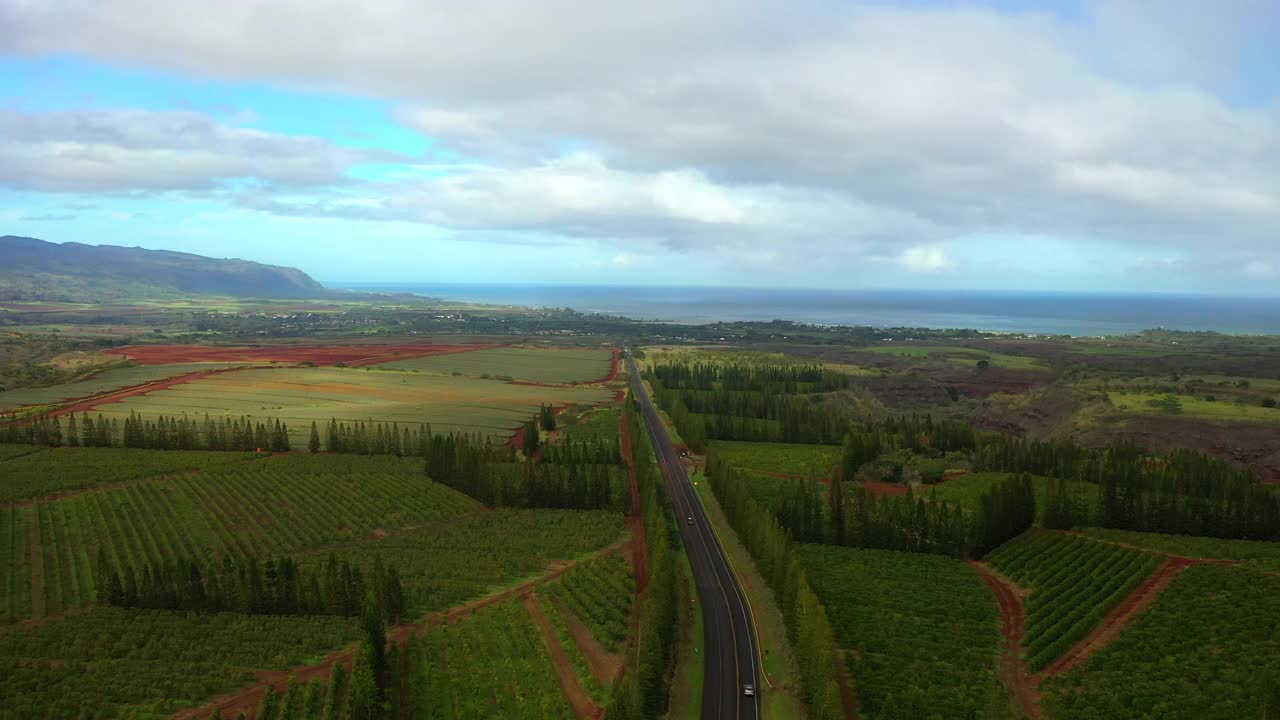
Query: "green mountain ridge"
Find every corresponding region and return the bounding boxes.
[0,235,330,301]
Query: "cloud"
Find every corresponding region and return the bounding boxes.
[0,109,390,192]
[899,245,949,273]
[2,0,1279,276]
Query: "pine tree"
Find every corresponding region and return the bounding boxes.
[347,642,382,720]
[278,675,302,720]
[209,708,222,720]
[361,591,388,685]
[319,663,347,720]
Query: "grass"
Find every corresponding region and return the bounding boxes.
[691,471,805,719]
[862,344,1047,370]
[1078,527,1280,573]
[1109,391,1280,423]
[376,346,615,384]
[666,547,705,720]
[559,406,623,443]
[87,365,613,442]
[930,472,1101,523]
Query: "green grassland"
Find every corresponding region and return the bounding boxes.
[0,608,361,719]
[1079,527,1280,573]
[1108,391,1280,423]
[377,346,614,384]
[1042,565,1280,720]
[798,543,1002,719]
[88,365,613,442]
[558,406,622,443]
[986,531,1162,671]
[0,362,251,412]
[708,440,841,476]
[862,344,1047,370]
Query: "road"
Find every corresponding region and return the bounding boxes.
[626,352,761,720]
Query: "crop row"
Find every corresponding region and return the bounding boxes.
[0,505,33,621]
[546,550,635,652]
[416,597,573,719]
[0,446,255,503]
[296,509,627,617]
[0,606,359,719]
[3,453,480,619]
[1042,565,1280,719]
[538,591,609,704]
[797,543,1002,719]
[986,531,1162,670]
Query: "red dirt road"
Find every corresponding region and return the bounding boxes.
[969,561,1041,720]
[523,593,603,720]
[105,342,488,366]
[1035,556,1199,681]
[834,649,860,719]
[557,599,624,685]
[47,366,253,418]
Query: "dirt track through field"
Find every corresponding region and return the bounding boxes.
[46,366,258,418]
[557,599,624,685]
[833,649,860,719]
[969,561,1040,720]
[1035,555,1200,681]
[171,539,626,720]
[522,592,602,720]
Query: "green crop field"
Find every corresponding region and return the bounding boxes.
[86,365,613,442]
[707,440,841,477]
[798,543,1002,719]
[0,362,251,412]
[416,597,573,720]
[297,509,626,616]
[558,406,622,443]
[1,452,482,619]
[1042,565,1280,720]
[986,530,1163,670]
[377,346,615,385]
[0,446,257,503]
[1109,391,1280,423]
[0,607,360,719]
[545,550,634,653]
[1078,527,1280,573]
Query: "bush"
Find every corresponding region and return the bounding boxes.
[1263,397,1277,409]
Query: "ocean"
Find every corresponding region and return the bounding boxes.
[330,283,1280,336]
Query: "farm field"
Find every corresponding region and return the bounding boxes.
[558,406,622,443]
[0,362,250,412]
[1042,564,1280,719]
[1,452,482,620]
[296,509,626,616]
[86,365,614,442]
[798,543,1002,719]
[1079,526,1280,573]
[1108,391,1280,423]
[544,550,634,653]
[416,597,574,720]
[377,346,616,385]
[930,472,1101,522]
[985,530,1163,671]
[0,445,257,503]
[104,342,485,366]
[0,607,360,719]
[707,440,841,476]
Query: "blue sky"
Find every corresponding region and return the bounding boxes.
[1,0,1278,293]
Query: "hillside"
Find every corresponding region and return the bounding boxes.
[0,235,328,301]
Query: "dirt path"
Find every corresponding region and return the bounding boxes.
[833,649,860,720]
[1035,556,1199,681]
[171,540,626,720]
[968,561,1040,720]
[523,593,603,720]
[618,411,649,592]
[555,599,624,685]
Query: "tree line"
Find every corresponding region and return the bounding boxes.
[0,411,292,451]
[97,550,406,624]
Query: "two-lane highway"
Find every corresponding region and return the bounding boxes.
[627,353,760,720]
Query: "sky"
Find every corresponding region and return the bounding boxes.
[1,0,1278,294]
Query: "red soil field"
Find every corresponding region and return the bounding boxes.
[104,342,489,366]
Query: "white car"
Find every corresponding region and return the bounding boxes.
[743,684,755,697]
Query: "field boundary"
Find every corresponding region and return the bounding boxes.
[968,560,1040,720]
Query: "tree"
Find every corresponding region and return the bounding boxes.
[361,591,388,686]
[347,643,382,720]
[976,359,990,370]
[1264,397,1278,409]
[309,422,322,453]
[278,675,302,720]
[209,709,222,720]
[320,663,347,720]
[256,685,279,720]
[522,419,540,455]
[539,404,557,431]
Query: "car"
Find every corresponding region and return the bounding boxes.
[743,684,755,697]
[687,516,695,525]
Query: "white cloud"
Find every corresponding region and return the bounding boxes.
[899,245,949,273]
[2,0,1279,279]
